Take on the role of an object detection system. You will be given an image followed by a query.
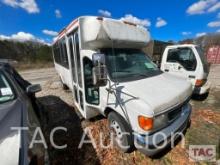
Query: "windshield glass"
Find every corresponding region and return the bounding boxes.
[102,48,162,82]
[0,72,15,104]
[196,46,209,73]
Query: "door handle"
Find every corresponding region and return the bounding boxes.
[178,66,182,70]
[188,75,195,79]
[164,69,169,72]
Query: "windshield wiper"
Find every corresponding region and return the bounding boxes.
[115,70,133,73]
[133,73,149,77]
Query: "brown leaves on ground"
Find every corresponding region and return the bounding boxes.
[85,118,196,165]
[165,143,196,165]
[192,109,220,125]
[85,119,133,165]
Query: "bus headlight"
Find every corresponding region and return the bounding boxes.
[138,116,153,131]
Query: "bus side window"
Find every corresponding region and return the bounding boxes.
[53,38,69,69]
[74,33,82,87]
[61,38,69,69]
[68,37,76,82]
[53,43,61,64]
[83,57,99,105]
[58,41,63,64]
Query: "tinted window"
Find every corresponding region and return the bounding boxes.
[75,33,82,87]
[61,39,69,68]
[79,91,84,110]
[53,43,61,64]
[83,57,99,105]
[59,41,63,63]
[0,72,15,104]
[52,38,69,69]
[4,64,30,90]
[74,86,78,103]
[167,48,197,71]
[68,37,76,82]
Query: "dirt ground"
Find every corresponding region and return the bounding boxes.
[21,65,220,165]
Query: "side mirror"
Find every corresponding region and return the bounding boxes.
[92,53,107,87]
[26,84,42,94]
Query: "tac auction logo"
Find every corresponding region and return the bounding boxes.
[189,145,216,162]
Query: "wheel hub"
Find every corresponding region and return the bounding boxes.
[110,120,123,140]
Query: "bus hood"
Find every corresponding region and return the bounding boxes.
[120,73,192,115]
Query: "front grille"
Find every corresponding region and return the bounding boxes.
[149,98,190,135]
[167,107,182,122]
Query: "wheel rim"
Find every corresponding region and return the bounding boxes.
[110,120,123,142]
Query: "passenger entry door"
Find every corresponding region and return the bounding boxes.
[161,47,197,82]
[68,31,84,115]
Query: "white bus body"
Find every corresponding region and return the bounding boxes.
[52,16,192,156]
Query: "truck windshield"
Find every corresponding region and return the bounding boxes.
[102,48,162,82]
[196,46,209,73]
[0,72,15,104]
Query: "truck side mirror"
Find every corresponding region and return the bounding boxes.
[26,84,42,94]
[92,53,107,87]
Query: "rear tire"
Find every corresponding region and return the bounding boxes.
[107,112,134,153]
[62,83,69,90]
[60,77,69,90]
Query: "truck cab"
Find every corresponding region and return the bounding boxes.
[160,44,210,95]
[52,16,192,156]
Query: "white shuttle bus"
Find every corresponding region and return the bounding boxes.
[52,16,192,156]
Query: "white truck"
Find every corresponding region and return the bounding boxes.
[160,44,210,95]
[52,16,192,156]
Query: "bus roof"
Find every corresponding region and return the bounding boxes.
[54,16,150,49]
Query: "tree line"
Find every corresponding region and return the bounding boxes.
[0,40,53,63]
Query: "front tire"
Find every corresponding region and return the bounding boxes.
[107,112,134,153]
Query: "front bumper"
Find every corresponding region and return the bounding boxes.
[134,103,191,156]
[193,81,211,95]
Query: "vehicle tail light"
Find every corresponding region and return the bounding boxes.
[138,116,153,131]
[195,79,206,87]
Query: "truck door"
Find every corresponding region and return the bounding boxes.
[68,30,85,115]
[161,47,197,83]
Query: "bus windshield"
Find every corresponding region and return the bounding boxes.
[102,48,162,82]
